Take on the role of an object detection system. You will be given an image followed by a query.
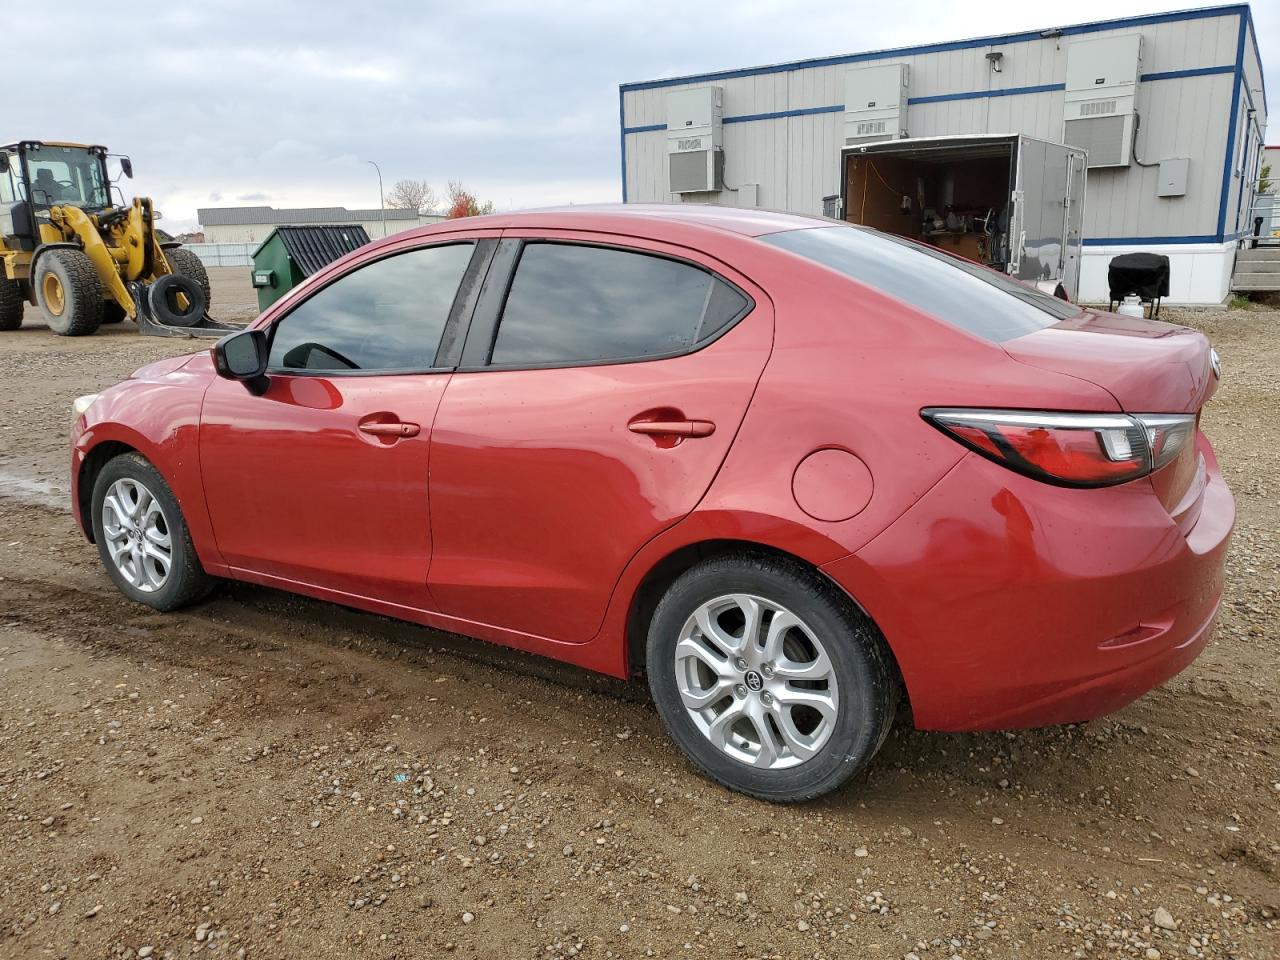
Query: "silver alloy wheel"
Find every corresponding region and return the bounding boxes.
[101,477,172,593]
[674,593,840,770]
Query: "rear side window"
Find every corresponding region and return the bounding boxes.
[762,226,1079,342]
[488,243,749,366]
[268,243,474,372]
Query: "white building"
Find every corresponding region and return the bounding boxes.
[619,4,1268,305]
[198,205,444,245]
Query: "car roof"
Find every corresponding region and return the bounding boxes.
[408,203,832,241]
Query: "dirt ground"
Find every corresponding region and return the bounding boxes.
[0,273,1276,960]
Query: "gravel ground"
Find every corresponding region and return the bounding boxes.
[0,285,1276,959]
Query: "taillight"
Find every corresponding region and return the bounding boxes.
[922,409,1197,488]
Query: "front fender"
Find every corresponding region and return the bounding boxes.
[72,362,225,573]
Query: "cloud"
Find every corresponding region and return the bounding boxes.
[7,0,1273,234]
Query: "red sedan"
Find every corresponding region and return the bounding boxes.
[70,205,1233,802]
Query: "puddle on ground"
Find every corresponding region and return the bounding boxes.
[0,468,68,511]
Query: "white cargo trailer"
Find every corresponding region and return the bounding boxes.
[836,134,1087,300]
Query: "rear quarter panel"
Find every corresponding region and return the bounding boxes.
[674,246,1125,560]
[601,240,1124,673]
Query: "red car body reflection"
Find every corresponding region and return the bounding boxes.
[70,205,1233,731]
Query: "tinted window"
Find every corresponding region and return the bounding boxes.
[762,226,1079,342]
[0,154,16,204]
[489,243,748,366]
[268,243,474,372]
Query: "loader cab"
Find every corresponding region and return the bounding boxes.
[0,141,112,251]
[17,141,112,212]
[0,146,30,251]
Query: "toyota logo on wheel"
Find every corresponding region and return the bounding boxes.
[744,670,764,692]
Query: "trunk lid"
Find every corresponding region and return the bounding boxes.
[1003,309,1219,530]
[1001,309,1216,414]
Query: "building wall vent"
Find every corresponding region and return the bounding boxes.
[669,150,725,194]
[1079,99,1118,117]
[665,86,724,193]
[1064,115,1128,167]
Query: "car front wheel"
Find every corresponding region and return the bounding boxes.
[91,452,213,610]
[646,552,898,802]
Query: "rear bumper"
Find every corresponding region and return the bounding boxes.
[824,435,1234,731]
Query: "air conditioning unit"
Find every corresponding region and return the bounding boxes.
[1063,34,1142,168]
[844,64,909,146]
[667,86,723,194]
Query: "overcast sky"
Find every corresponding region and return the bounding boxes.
[8,0,1273,233]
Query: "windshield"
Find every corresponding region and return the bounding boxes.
[23,145,110,210]
[762,225,1080,343]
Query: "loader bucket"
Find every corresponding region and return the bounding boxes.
[127,280,246,338]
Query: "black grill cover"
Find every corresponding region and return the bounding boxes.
[1108,252,1171,301]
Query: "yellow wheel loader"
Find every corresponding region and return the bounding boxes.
[0,140,233,337]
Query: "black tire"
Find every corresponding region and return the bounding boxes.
[91,452,214,611]
[646,552,898,803]
[101,301,128,324]
[35,248,103,336]
[165,247,212,310]
[0,277,24,331]
[146,273,207,327]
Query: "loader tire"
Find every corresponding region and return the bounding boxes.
[0,277,24,331]
[164,248,212,310]
[35,249,103,336]
[101,301,128,324]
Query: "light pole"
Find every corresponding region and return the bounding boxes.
[366,159,386,237]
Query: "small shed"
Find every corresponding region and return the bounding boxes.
[250,224,371,311]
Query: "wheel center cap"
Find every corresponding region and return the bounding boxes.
[744,670,764,692]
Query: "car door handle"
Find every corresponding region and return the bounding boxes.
[359,421,421,438]
[628,419,716,438]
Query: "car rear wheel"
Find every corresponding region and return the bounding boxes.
[91,453,213,611]
[646,552,897,802]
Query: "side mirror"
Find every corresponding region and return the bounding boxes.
[120,157,133,179]
[212,328,269,392]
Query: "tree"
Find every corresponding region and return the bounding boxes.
[385,178,438,214]
[1261,163,1273,195]
[445,180,496,219]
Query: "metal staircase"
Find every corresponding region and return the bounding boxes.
[1232,246,1280,294]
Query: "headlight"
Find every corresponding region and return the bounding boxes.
[72,393,99,420]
